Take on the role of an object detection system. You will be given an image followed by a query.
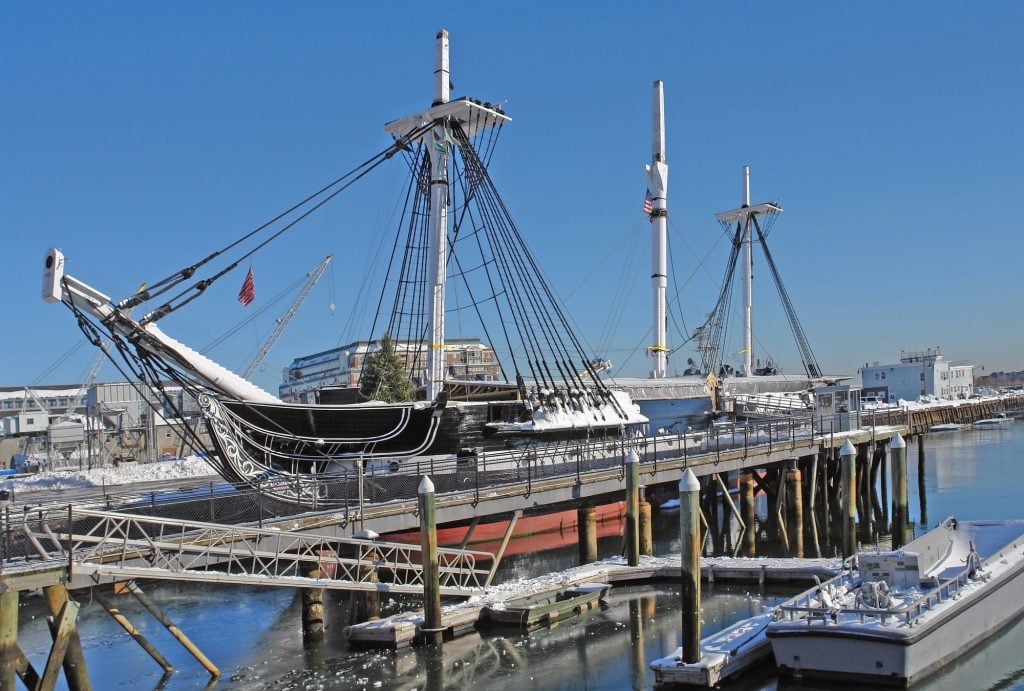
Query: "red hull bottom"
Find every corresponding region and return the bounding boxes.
[385,501,626,559]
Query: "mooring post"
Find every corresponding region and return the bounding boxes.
[625,450,640,566]
[0,590,18,691]
[302,568,325,643]
[917,434,928,527]
[124,581,219,678]
[577,504,597,565]
[347,531,382,625]
[740,470,756,557]
[785,461,804,558]
[840,440,857,559]
[43,584,91,691]
[418,475,443,647]
[638,498,653,557]
[890,433,909,549]
[679,468,702,664]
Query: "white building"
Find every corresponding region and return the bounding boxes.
[860,348,974,403]
[279,338,500,403]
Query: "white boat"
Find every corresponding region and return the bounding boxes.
[974,413,1011,427]
[928,423,960,432]
[767,517,1024,686]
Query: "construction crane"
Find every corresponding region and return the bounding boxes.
[242,255,333,379]
[62,347,106,420]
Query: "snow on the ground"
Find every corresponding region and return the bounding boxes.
[3,456,218,493]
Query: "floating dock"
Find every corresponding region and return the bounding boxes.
[343,554,838,649]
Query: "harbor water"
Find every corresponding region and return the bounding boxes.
[12,421,1024,689]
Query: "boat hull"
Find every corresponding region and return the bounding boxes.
[769,525,1024,686]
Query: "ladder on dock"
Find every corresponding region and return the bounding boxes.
[22,508,492,596]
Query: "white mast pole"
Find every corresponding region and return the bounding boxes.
[647,80,669,378]
[425,29,450,401]
[741,165,753,377]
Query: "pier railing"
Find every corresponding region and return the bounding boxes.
[2,410,869,566]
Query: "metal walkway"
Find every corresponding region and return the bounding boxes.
[23,508,492,596]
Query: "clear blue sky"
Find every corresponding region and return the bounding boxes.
[3,2,1022,393]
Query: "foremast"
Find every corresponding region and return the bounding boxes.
[383,29,510,401]
[645,80,669,378]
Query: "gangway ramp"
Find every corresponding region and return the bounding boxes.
[29,508,491,596]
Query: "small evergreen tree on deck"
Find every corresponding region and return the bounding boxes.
[360,334,415,402]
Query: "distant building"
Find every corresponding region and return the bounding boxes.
[0,385,85,425]
[860,348,974,403]
[280,338,500,403]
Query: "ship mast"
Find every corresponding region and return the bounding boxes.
[714,166,781,377]
[426,30,451,401]
[646,80,669,378]
[383,30,510,401]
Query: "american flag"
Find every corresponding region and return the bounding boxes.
[237,267,255,307]
[643,191,653,216]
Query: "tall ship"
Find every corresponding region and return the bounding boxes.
[42,30,648,507]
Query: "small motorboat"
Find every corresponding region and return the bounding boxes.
[767,517,1024,686]
[974,413,1010,427]
[928,423,960,432]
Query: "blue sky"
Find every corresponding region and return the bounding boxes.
[3,2,1022,392]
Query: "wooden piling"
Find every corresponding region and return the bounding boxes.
[43,584,91,691]
[917,434,928,527]
[785,462,804,558]
[124,580,219,678]
[625,450,640,566]
[418,476,443,647]
[638,500,653,557]
[740,470,756,557]
[302,569,325,642]
[40,600,79,691]
[890,433,909,549]
[577,504,597,565]
[350,546,381,624]
[0,590,17,691]
[840,440,857,559]
[679,469,701,664]
[94,590,173,672]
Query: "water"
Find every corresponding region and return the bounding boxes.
[13,422,1024,689]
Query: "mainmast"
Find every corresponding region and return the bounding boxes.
[426,29,451,402]
[714,166,782,377]
[646,80,669,378]
[383,30,510,401]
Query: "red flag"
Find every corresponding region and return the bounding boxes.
[643,190,653,216]
[237,267,255,307]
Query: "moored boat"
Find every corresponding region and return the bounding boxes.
[766,516,1024,686]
